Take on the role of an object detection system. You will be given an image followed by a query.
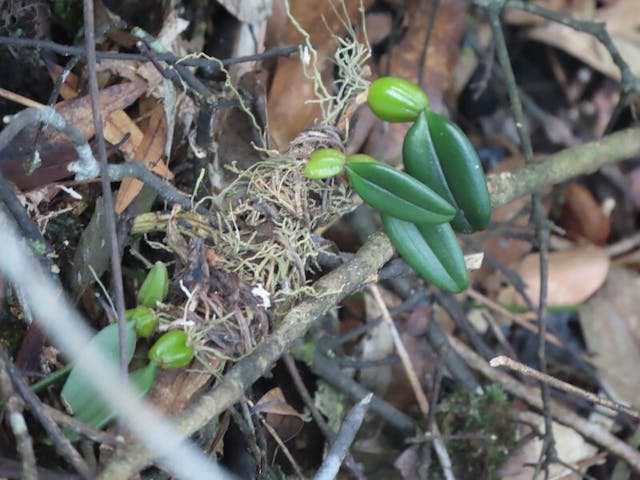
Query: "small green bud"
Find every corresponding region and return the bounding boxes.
[137,262,169,308]
[148,330,194,369]
[367,77,429,123]
[303,148,346,179]
[125,306,158,338]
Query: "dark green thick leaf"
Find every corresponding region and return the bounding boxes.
[403,110,474,233]
[64,362,158,442]
[382,215,469,293]
[346,157,455,225]
[61,322,137,415]
[426,110,491,232]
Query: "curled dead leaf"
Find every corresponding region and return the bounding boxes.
[499,244,610,307]
[559,182,611,245]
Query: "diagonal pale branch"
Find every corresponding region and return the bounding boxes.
[487,127,640,209]
[98,125,640,478]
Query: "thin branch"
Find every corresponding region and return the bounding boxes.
[0,107,98,179]
[484,3,555,470]
[369,285,456,480]
[42,404,124,446]
[490,356,640,420]
[487,127,640,209]
[258,414,305,479]
[313,393,372,480]
[465,289,564,349]
[0,349,92,479]
[282,353,365,479]
[369,285,430,416]
[0,355,37,480]
[83,0,128,386]
[0,173,56,273]
[0,36,301,70]
[301,347,416,431]
[450,336,640,471]
[107,162,192,210]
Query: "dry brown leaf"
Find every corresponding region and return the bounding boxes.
[365,0,467,162]
[50,67,146,158]
[558,182,611,245]
[0,80,147,189]
[48,65,148,140]
[58,81,148,138]
[524,0,640,80]
[148,361,214,416]
[266,0,374,149]
[255,387,304,448]
[499,244,610,307]
[48,68,174,212]
[579,267,640,407]
[115,105,173,213]
[255,387,304,419]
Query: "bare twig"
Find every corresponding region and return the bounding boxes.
[369,285,456,480]
[0,36,301,70]
[0,88,43,108]
[258,415,305,479]
[313,393,372,480]
[465,289,564,349]
[282,354,365,479]
[369,285,430,416]
[0,355,37,480]
[42,404,124,446]
[0,349,92,478]
[83,0,128,385]
[299,346,416,432]
[483,1,555,469]
[433,289,495,360]
[423,315,481,392]
[490,356,640,420]
[450,336,640,471]
[0,173,56,272]
[0,107,98,179]
[107,162,192,210]
[487,127,640,208]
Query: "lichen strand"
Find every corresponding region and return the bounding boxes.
[215,150,354,308]
[130,147,355,362]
